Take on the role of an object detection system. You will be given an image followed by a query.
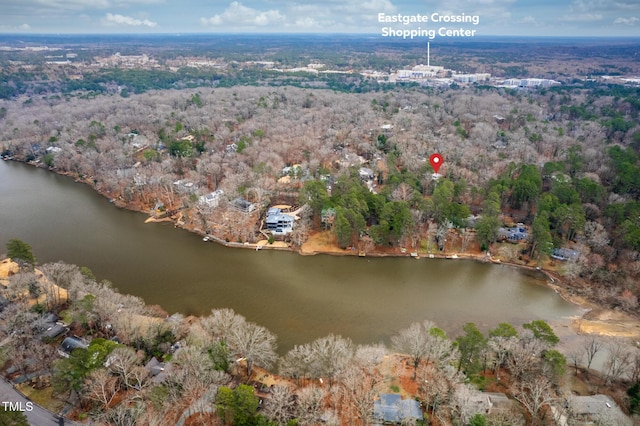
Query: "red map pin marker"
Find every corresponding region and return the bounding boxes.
[430,153,444,174]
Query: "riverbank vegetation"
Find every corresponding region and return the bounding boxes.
[1,79,639,317]
[0,254,639,425]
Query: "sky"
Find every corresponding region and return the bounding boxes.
[1,0,639,37]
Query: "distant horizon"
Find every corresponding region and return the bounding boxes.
[2,1,638,38]
[1,33,639,41]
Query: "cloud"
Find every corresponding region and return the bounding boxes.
[0,23,31,31]
[360,0,396,13]
[568,0,640,14]
[201,2,285,27]
[423,0,513,25]
[332,0,396,15]
[102,13,157,27]
[569,0,608,13]
[614,1,640,10]
[268,0,395,10]
[518,16,539,25]
[290,17,325,30]
[426,0,515,11]
[561,13,603,22]
[3,0,164,12]
[51,0,163,6]
[613,16,639,25]
[15,0,111,10]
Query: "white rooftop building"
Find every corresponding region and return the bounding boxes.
[452,73,491,83]
[199,189,224,208]
[501,78,560,88]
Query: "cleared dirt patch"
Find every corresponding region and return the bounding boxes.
[300,231,351,255]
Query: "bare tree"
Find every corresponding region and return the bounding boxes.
[486,404,526,426]
[582,335,603,379]
[128,366,151,392]
[584,221,610,253]
[280,334,354,386]
[460,228,474,253]
[296,386,325,426]
[279,343,316,382]
[567,349,582,376]
[309,334,354,385]
[392,182,415,202]
[318,409,341,426]
[40,262,83,308]
[338,366,380,425]
[603,339,631,385]
[507,332,547,381]
[354,343,388,367]
[451,383,485,425]
[107,346,147,390]
[99,399,145,426]
[392,321,432,380]
[30,341,57,389]
[84,368,118,409]
[488,335,518,381]
[630,349,640,383]
[290,204,312,247]
[169,346,229,400]
[262,384,296,425]
[511,375,555,426]
[200,308,246,342]
[228,320,278,377]
[6,272,38,302]
[10,342,32,379]
[0,301,35,337]
[418,363,461,425]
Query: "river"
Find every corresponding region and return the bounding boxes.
[0,160,580,351]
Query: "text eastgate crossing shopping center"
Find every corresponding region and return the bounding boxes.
[379,12,480,39]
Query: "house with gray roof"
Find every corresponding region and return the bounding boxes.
[552,248,580,261]
[498,225,528,242]
[373,394,423,424]
[145,357,172,384]
[266,207,294,235]
[231,198,256,213]
[58,336,88,358]
[43,323,68,340]
[38,313,69,340]
[484,392,512,412]
[560,395,632,426]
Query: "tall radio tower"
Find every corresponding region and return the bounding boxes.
[427,42,430,67]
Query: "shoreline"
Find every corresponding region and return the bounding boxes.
[5,158,640,340]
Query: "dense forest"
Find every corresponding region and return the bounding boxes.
[1,81,640,313]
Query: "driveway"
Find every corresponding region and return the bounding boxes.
[0,378,80,425]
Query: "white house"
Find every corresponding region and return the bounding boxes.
[199,189,224,208]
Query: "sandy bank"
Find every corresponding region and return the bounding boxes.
[0,259,69,306]
[0,259,19,285]
[144,216,174,224]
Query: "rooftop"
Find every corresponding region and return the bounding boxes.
[59,336,88,357]
[373,394,423,424]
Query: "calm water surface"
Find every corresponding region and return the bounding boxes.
[0,160,580,351]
